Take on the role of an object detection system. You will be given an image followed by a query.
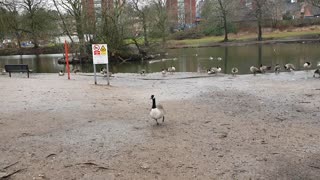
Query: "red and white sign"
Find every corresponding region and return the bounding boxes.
[92,44,108,64]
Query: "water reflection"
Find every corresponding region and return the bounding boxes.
[0,43,320,74]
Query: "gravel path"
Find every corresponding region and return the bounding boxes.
[0,71,320,179]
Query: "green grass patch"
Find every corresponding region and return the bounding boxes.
[168,30,320,47]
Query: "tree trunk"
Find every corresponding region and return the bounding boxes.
[32,33,39,48]
[257,8,263,41]
[223,16,228,42]
[142,14,149,47]
[257,19,262,41]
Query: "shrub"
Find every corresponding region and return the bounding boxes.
[202,22,238,36]
[170,28,205,40]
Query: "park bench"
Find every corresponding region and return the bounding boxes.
[4,64,32,78]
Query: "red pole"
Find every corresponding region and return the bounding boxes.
[64,41,70,80]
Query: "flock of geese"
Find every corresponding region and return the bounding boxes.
[249,62,320,77]
[149,61,320,126]
[56,58,320,126]
[140,66,176,77]
[141,61,320,78]
[59,67,108,76]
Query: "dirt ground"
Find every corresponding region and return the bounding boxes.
[0,70,320,180]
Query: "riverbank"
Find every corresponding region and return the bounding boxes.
[1,71,320,179]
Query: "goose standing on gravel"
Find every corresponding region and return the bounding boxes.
[59,70,64,76]
[150,95,165,125]
[208,67,221,75]
[161,69,167,76]
[140,69,146,76]
[284,63,295,71]
[167,66,176,74]
[303,62,312,70]
[260,64,271,73]
[231,67,238,76]
[100,67,107,74]
[250,66,261,75]
[211,66,222,73]
[207,69,215,75]
[314,69,320,78]
[274,64,281,74]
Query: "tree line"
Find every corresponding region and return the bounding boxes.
[1,0,320,57]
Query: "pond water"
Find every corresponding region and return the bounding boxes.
[0,43,320,74]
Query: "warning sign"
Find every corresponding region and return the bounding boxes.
[92,44,108,64]
[100,45,107,55]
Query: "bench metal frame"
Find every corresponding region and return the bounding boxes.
[4,64,31,78]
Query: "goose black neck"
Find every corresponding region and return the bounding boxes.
[152,98,156,109]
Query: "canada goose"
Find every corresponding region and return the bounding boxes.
[207,69,216,75]
[303,62,312,69]
[58,70,64,76]
[231,67,238,76]
[217,57,222,61]
[250,66,262,75]
[210,66,222,73]
[314,69,320,78]
[284,63,295,71]
[150,95,165,125]
[260,64,271,73]
[167,66,176,74]
[140,69,146,76]
[208,66,221,75]
[100,67,107,74]
[274,64,281,74]
[161,69,166,76]
[209,56,214,60]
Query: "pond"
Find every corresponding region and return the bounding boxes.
[1,43,320,74]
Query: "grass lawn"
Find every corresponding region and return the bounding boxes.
[167,26,320,47]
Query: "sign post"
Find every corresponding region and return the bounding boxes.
[92,44,109,85]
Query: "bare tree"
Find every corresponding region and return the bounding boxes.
[306,0,320,8]
[53,0,86,54]
[0,0,23,48]
[150,0,169,47]
[268,0,285,28]
[20,0,45,48]
[245,0,274,41]
[253,0,265,41]
[130,0,150,47]
[98,0,129,53]
[52,0,74,44]
[214,0,237,41]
